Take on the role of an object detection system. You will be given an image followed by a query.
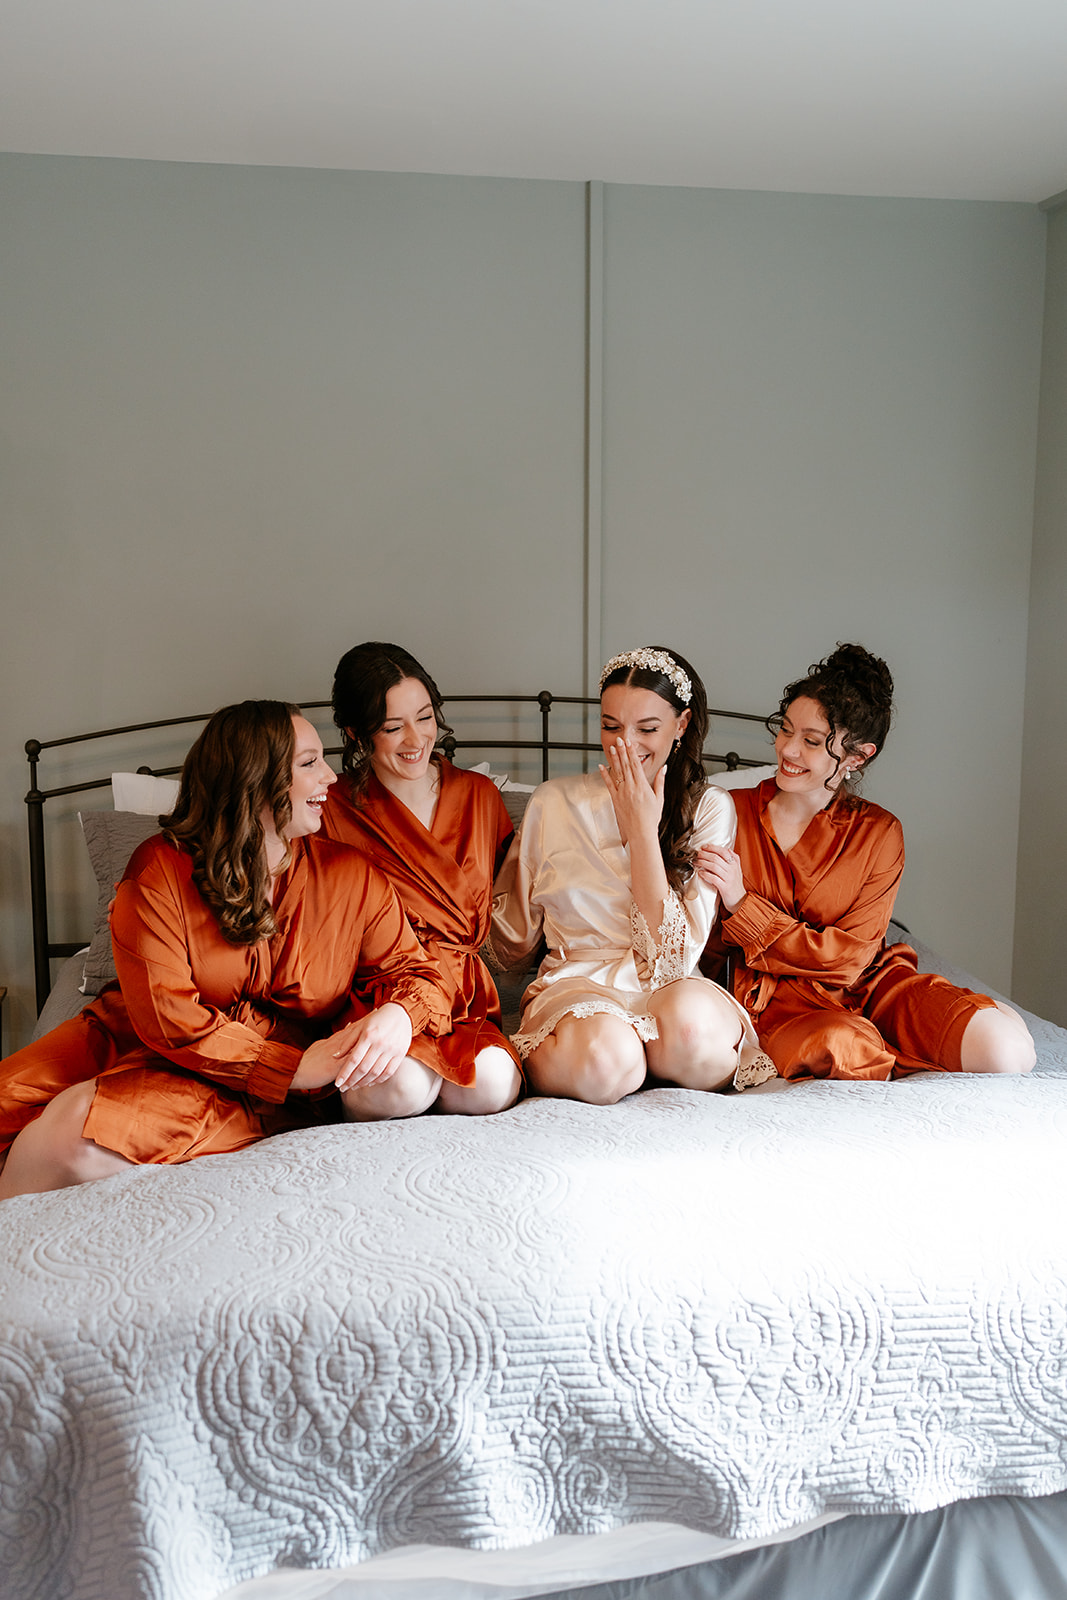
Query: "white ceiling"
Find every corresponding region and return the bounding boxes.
[3,0,1067,203]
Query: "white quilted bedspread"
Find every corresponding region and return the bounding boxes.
[5,1025,1067,1600]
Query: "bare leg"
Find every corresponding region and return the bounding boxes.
[645,978,744,1091]
[437,1046,522,1115]
[341,1056,442,1121]
[0,1079,135,1201]
[958,1002,1035,1075]
[526,1013,646,1105]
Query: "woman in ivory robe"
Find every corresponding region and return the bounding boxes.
[0,701,451,1201]
[490,647,775,1104]
[698,643,1035,1081]
[322,641,521,1119]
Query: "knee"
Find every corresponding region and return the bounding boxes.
[575,1037,645,1104]
[665,1008,740,1067]
[437,1047,521,1116]
[528,1023,645,1105]
[959,1005,1036,1076]
[651,987,742,1088]
[342,1059,440,1121]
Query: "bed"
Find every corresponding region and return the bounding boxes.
[5,693,1067,1600]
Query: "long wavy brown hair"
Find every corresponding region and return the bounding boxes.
[600,646,709,898]
[161,700,299,945]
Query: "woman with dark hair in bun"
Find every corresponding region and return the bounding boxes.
[324,641,521,1119]
[491,646,774,1104]
[699,644,1035,1081]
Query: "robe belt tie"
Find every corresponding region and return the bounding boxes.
[415,932,481,958]
[556,945,633,962]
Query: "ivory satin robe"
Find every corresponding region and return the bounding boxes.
[0,833,451,1164]
[321,763,520,1086]
[490,772,773,1084]
[701,779,994,1080]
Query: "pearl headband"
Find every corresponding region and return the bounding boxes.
[599,648,692,706]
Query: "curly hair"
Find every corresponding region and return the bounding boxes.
[600,645,709,897]
[161,700,299,945]
[331,641,453,804]
[768,642,894,800]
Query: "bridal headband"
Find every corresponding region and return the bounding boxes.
[599,648,692,705]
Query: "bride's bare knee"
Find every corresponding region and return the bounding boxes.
[527,1019,645,1105]
[959,1003,1036,1075]
[648,985,740,1090]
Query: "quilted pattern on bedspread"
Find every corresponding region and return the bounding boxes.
[4,1073,1067,1600]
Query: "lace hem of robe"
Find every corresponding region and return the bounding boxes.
[511,1000,660,1060]
[511,998,778,1092]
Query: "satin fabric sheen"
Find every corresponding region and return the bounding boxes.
[0,833,451,1163]
[321,762,520,1087]
[702,779,994,1080]
[491,772,766,1074]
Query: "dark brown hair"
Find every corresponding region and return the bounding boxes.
[331,641,452,803]
[161,700,299,945]
[600,646,709,897]
[768,642,894,799]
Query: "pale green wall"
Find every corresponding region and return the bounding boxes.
[0,154,1049,1049]
[1015,200,1067,1024]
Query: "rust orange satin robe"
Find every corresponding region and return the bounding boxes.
[321,763,520,1087]
[0,832,451,1164]
[701,779,994,1081]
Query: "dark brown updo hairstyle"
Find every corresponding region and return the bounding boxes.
[768,643,894,799]
[332,641,453,803]
[600,645,709,897]
[161,700,300,945]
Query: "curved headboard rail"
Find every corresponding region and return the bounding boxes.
[25,694,769,1013]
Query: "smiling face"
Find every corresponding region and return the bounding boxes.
[773,695,852,798]
[600,685,690,784]
[285,715,337,838]
[369,676,438,791]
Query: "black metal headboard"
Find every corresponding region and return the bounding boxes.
[25,692,769,1013]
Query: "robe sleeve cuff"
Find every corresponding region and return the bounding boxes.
[377,983,451,1041]
[247,1039,304,1103]
[721,892,793,960]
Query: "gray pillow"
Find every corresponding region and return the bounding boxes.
[501,787,533,831]
[79,811,164,995]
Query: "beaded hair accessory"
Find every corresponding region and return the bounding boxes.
[599,648,692,705]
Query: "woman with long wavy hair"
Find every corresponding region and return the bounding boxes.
[490,646,775,1103]
[0,701,450,1200]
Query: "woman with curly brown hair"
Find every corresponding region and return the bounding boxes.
[699,643,1035,1081]
[323,641,521,1119]
[0,701,450,1200]
[490,646,774,1104]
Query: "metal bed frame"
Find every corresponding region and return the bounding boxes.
[24,692,769,1014]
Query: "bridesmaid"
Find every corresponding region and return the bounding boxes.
[323,641,522,1119]
[699,643,1035,1080]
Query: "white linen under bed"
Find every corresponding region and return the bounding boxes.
[4,929,1067,1600]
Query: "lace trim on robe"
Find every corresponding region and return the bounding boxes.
[480,936,506,976]
[630,895,689,990]
[511,1001,660,1060]
[734,1053,778,1091]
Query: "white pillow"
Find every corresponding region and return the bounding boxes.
[465,761,535,795]
[111,771,181,814]
[710,763,778,791]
